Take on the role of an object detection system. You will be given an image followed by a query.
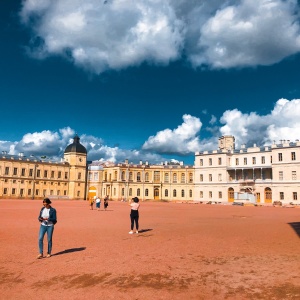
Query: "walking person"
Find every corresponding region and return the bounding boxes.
[37,198,57,259]
[95,196,101,211]
[89,196,95,210]
[104,196,109,211]
[129,197,140,234]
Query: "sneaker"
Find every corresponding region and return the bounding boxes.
[136,231,139,234]
[129,231,133,234]
[46,254,51,258]
[37,254,43,259]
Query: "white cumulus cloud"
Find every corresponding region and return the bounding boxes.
[20,0,300,72]
[142,114,203,154]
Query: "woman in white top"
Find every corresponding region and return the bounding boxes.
[129,197,140,234]
[37,198,57,259]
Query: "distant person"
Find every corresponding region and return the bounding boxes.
[104,196,109,211]
[129,197,140,234]
[89,197,95,210]
[95,196,101,211]
[37,198,57,259]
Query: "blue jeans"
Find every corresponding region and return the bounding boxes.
[39,225,54,255]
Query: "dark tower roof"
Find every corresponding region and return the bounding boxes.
[64,134,87,154]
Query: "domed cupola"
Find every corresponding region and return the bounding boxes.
[64,134,87,154]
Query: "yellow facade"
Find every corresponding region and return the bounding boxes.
[0,135,87,200]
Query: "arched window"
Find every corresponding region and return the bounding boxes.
[121,171,125,181]
[145,172,149,182]
[181,173,185,183]
[165,189,168,197]
[181,189,185,197]
[164,173,169,183]
[145,189,149,196]
[137,172,141,182]
[189,173,193,183]
[137,188,140,196]
[122,188,125,196]
[189,189,192,197]
[173,173,177,183]
[129,172,133,181]
[173,189,177,197]
[129,188,132,196]
[114,171,117,180]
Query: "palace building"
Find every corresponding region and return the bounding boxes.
[1,134,300,205]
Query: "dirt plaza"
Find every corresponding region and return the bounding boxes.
[0,199,299,300]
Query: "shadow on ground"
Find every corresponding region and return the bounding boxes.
[139,229,153,233]
[288,222,300,238]
[53,247,86,256]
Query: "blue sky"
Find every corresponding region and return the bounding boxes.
[1,0,300,165]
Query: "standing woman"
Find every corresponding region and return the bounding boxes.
[129,197,140,234]
[37,198,57,259]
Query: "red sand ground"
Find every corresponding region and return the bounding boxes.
[0,200,299,300]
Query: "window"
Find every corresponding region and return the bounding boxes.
[94,172,98,181]
[181,173,185,183]
[65,172,68,179]
[35,189,39,196]
[145,189,149,196]
[12,188,16,195]
[200,191,203,198]
[218,158,222,165]
[122,188,125,196]
[165,189,168,197]
[219,191,222,199]
[164,173,169,183]
[154,171,160,183]
[280,192,284,200]
[4,188,7,194]
[88,172,92,181]
[189,173,193,183]
[145,173,149,182]
[270,156,272,163]
[78,172,81,180]
[236,158,239,166]
[21,168,25,176]
[114,171,117,180]
[20,189,24,196]
[244,158,247,165]
[13,168,17,175]
[279,171,283,180]
[218,174,222,181]
[129,188,132,196]
[137,188,140,196]
[5,167,9,175]
[137,172,141,182]
[278,153,282,161]
[77,191,80,197]
[181,189,185,197]
[292,171,296,180]
[129,172,133,181]
[51,171,55,178]
[209,191,212,198]
[200,159,203,166]
[173,173,177,183]
[252,157,256,164]
[58,171,61,179]
[37,169,41,178]
[28,189,31,195]
[200,174,203,182]
[261,156,265,164]
[293,192,297,201]
[189,190,192,197]
[209,158,212,165]
[209,174,212,181]
[43,189,46,196]
[64,190,67,196]
[121,171,125,181]
[173,189,177,197]
[291,152,296,161]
